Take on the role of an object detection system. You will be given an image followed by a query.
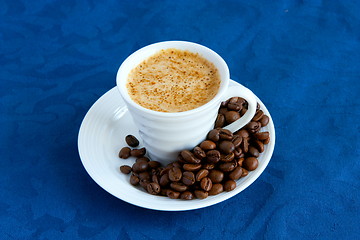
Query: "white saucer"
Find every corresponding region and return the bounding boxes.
[78,80,275,211]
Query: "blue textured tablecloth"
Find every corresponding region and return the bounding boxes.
[1,0,359,239]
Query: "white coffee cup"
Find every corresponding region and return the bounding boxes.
[116,41,257,165]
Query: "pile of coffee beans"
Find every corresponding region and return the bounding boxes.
[119,97,270,200]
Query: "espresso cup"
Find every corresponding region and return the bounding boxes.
[116,41,257,164]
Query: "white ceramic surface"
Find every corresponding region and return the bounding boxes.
[78,80,275,211]
[116,41,257,164]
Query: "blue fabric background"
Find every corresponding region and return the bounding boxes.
[1,0,359,239]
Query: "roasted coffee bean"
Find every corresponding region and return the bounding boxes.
[229,166,243,180]
[196,169,209,181]
[147,182,161,195]
[119,147,131,159]
[254,131,270,141]
[207,129,220,142]
[193,146,206,159]
[167,190,180,199]
[253,140,265,153]
[132,161,149,173]
[225,111,241,123]
[130,174,140,186]
[200,177,213,191]
[140,179,150,189]
[221,99,229,107]
[248,146,260,157]
[208,183,223,195]
[208,170,224,183]
[223,180,236,191]
[219,162,237,172]
[252,110,264,122]
[136,157,150,162]
[170,182,188,192]
[148,161,161,169]
[246,121,261,133]
[240,137,249,153]
[160,174,170,187]
[236,129,249,138]
[243,157,259,171]
[264,136,270,144]
[256,102,260,111]
[180,191,194,200]
[232,135,242,148]
[234,148,242,158]
[120,165,132,174]
[219,141,235,154]
[219,107,228,115]
[183,163,202,172]
[152,174,160,184]
[180,150,201,164]
[199,140,217,150]
[160,188,169,196]
[241,168,249,177]
[259,115,269,127]
[171,161,182,169]
[138,171,151,181]
[215,114,225,128]
[202,163,215,170]
[168,167,182,181]
[237,157,245,167]
[206,150,221,163]
[227,97,245,111]
[177,154,186,163]
[130,147,146,157]
[220,152,235,162]
[240,107,247,116]
[182,171,195,186]
[194,190,208,199]
[125,135,139,147]
[219,129,233,140]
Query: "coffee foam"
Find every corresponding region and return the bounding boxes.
[126,48,221,112]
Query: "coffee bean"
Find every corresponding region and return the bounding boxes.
[243,157,258,171]
[139,179,150,190]
[232,135,242,148]
[193,146,206,159]
[180,191,194,200]
[167,190,180,199]
[227,97,245,111]
[225,111,241,123]
[132,161,149,173]
[264,136,270,144]
[259,115,269,127]
[152,174,159,184]
[208,170,224,183]
[241,168,249,177]
[206,150,221,163]
[220,152,235,162]
[246,121,261,133]
[236,129,249,138]
[219,141,235,154]
[183,163,202,171]
[248,146,260,157]
[199,140,217,150]
[196,169,209,181]
[148,161,161,169]
[229,166,243,180]
[219,107,228,115]
[254,131,269,141]
[171,161,182,169]
[253,140,265,153]
[240,137,249,153]
[119,147,131,159]
[194,190,208,199]
[168,167,182,181]
[120,165,132,174]
[125,135,139,147]
[221,99,229,107]
[138,171,150,181]
[208,183,223,195]
[223,180,236,191]
[234,148,242,158]
[147,182,161,195]
[219,129,233,140]
[252,110,264,122]
[240,107,247,116]
[237,157,245,167]
[160,188,169,196]
[215,114,225,128]
[130,147,146,157]
[256,102,260,111]
[219,162,237,172]
[202,163,215,170]
[136,157,150,162]
[182,171,195,186]
[207,129,220,142]
[200,177,213,191]
[170,182,188,192]
[181,150,201,164]
[130,174,140,185]
[159,174,170,187]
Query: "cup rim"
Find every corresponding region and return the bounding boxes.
[116,40,230,117]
